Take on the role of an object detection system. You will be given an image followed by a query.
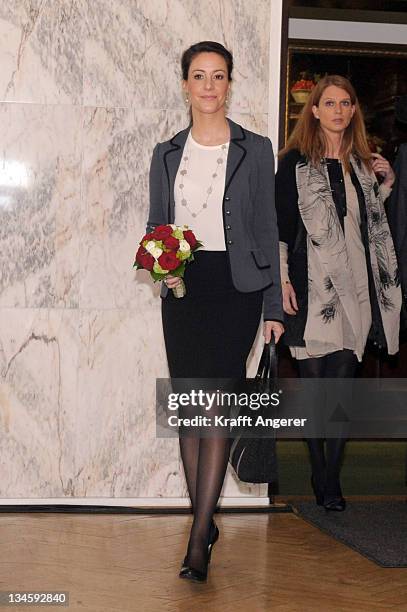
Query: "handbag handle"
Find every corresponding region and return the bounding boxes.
[255,336,278,382]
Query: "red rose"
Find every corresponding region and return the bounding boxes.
[135,246,154,271]
[135,246,145,264]
[158,251,180,271]
[152,224,172,240]
[140,232,153,243]
[163,235,180,250]
[183,229,197,249]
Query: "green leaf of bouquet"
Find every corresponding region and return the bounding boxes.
[151,271,164,282]
[171,263,186,277]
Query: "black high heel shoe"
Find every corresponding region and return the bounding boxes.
[207,522,219,561]
[324,480,346,512]
[311,474,325,506]
[179,521,219,577]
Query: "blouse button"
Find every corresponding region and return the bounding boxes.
[226,225,231,230]
[225,210,231,215]
[227,239,233,245]
[224,196,231,201]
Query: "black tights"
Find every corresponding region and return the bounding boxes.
[298,349,358,501]
[177,388,235,573]
[180,432,231,571]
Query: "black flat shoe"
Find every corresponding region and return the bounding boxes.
[311,475,325,506]
[180,521,219,574]
[324,497,346,512]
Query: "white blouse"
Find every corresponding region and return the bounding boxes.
[174,132,229,251]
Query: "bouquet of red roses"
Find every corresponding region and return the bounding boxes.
[134,224,202,297]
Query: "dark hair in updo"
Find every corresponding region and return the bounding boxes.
[181,41,233,81]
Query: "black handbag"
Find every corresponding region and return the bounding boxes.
[229,338,279,484]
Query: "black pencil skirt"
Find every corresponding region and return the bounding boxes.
[161,251,263,379]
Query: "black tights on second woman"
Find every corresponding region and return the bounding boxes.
[298,349,358,502]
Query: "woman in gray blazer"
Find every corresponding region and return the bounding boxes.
[146,41,283,582]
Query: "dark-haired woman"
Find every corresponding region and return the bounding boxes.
[146,41,284,581]
[276,75,401,511]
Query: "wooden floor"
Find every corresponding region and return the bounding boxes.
[0,509,407,611]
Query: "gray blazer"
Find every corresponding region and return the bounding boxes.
[146,118,283,321]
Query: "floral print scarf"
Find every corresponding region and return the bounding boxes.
[295,156,401,359]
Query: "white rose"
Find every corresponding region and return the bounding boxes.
[150,246,163,259]
[179,239,191,253]
[145,240,157,254]
[169,224,177,230]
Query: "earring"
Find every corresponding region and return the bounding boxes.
[226,90,231,107]
[184,94,190,105]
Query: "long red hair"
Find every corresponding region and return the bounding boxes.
[280,75,371,172]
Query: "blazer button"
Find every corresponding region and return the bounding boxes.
[226,225,231,230]
[225,210,231,215]
[225,196,231,201]
[227,239,233,245]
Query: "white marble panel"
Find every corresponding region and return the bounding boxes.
[74,308,263,500]
[0,0,274,503]
[83,0,235,109]
[75,308,187,498]
[80,108,187,310]
[0,309,78,498]
[228,112,268,136]
[229,0,271,115]
[0,0,84,104]
[0,103,81,308]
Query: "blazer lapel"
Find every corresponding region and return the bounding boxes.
[225,118,247,193]
[163,126,190,223]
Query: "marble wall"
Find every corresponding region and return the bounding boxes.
[0,0,275,502]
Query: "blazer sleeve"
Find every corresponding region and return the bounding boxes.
[254,136,284,322]
[275,149,301,251]
[146,143,165,233]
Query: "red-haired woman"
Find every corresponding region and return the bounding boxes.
[276,75,401,511]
